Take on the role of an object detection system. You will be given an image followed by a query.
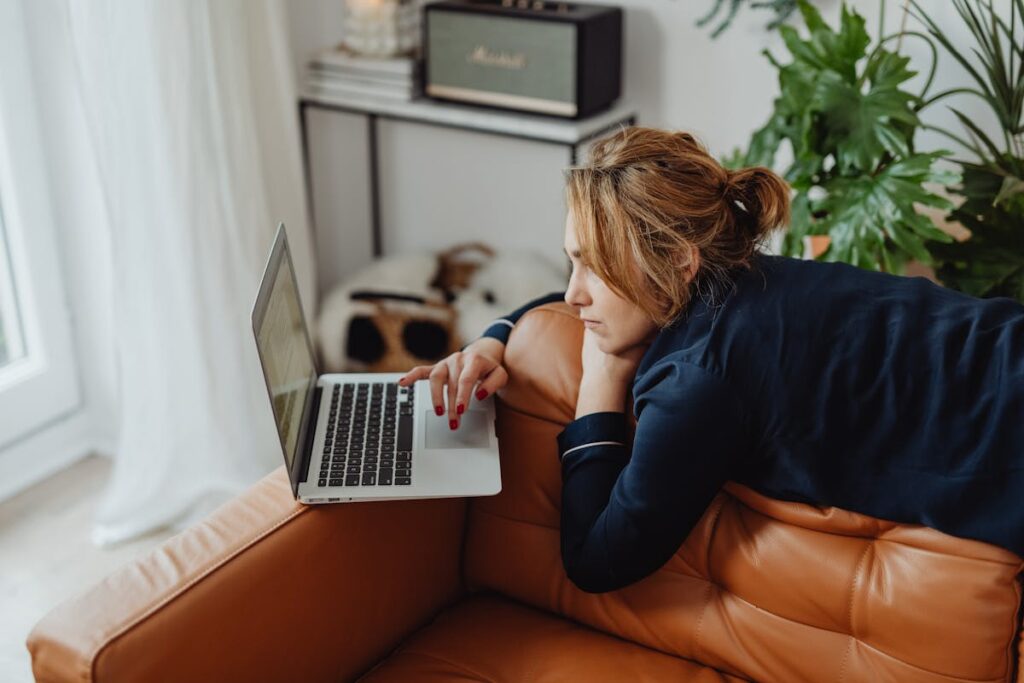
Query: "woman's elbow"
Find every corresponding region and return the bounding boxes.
[561,536,683,594]
[561,551,630,594]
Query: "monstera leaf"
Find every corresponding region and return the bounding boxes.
[776,1,867,80]
[813,50,920,172]
[813,153,957,271]
[740,0,956,272]
[930,164,1024,300]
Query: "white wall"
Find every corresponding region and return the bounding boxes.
[287,0,1000,161]
[287,0,1003,298]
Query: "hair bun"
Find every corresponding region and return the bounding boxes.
[724,166,790,239]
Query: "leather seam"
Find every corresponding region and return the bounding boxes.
[473,505,561,533]
[392,648,492,682]
[720,584,1008,683]
[726,487,1024,567]
[692,498,726,661]
[87,503,310,680]
[837,541,873,683]
[470,508,1012,682]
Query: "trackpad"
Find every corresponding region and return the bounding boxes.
[424,409,490,449]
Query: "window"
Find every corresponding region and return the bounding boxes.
[0,211,27,369]
[0,0,80,452]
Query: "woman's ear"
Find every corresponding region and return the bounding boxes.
[687,248,701,281]
[674,244,701,283]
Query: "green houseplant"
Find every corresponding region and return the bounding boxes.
[697,0,800,38]
[910,0,1024,302]
[732,0,959,273]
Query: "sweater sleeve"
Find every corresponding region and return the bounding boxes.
[460,290,566,350]
[555,360,753,593]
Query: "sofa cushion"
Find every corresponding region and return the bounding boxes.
[464,302,1024,682]
[357,593,741,682]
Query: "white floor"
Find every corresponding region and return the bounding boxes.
[0,454,176,683]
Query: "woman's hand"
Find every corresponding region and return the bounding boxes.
[580,328,649,386]
[397,337,508,429]
[576,329,649,418]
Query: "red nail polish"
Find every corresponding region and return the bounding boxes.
[435,405,443,416]
[476,389,488,400]
[457,404,464,415]
[449,419,458,430]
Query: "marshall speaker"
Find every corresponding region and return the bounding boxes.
[423,0,622,119]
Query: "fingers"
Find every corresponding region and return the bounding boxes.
[399,348,506,431]
[397,366,431,387]
[446,354,460,430]
[427,363,447,418]
[473,363,508,402]
[454,355,486,421]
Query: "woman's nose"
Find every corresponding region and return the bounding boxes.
[564,270,589,308]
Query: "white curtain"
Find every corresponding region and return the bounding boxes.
[65,0,317,546]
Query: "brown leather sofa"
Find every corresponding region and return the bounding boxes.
[28,302,1024,682]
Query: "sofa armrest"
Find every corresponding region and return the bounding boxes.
[27,467,467,683]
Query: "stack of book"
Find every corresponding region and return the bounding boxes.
[305,44,423,103]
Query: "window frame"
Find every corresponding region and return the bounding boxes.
[0,0,82,455]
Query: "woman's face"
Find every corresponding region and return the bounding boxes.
[563,213,660,355]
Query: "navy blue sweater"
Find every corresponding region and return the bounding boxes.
[477,253,1024,593]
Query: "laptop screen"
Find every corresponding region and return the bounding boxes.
[252,227,317,473]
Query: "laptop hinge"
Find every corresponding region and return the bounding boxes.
[292,384,322,497]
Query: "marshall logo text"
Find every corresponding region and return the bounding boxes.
[465,45,527,70]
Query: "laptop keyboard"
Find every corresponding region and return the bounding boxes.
[317,381,414,488]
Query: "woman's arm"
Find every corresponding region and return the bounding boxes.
[404,292,568,430]
[556,359,753,593]
[461,291,566,350]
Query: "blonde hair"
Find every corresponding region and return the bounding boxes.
[565,126,790,327]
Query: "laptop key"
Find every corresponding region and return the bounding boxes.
[361,472,376,486]
[318,479,327,487]
[396,477,411,485]
[397,415,413,450]
[345,474,360,486]
[329,478,343,486]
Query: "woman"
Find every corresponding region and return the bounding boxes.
[398,126,1024,594]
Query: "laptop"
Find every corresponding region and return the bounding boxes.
[251,223,502,504]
